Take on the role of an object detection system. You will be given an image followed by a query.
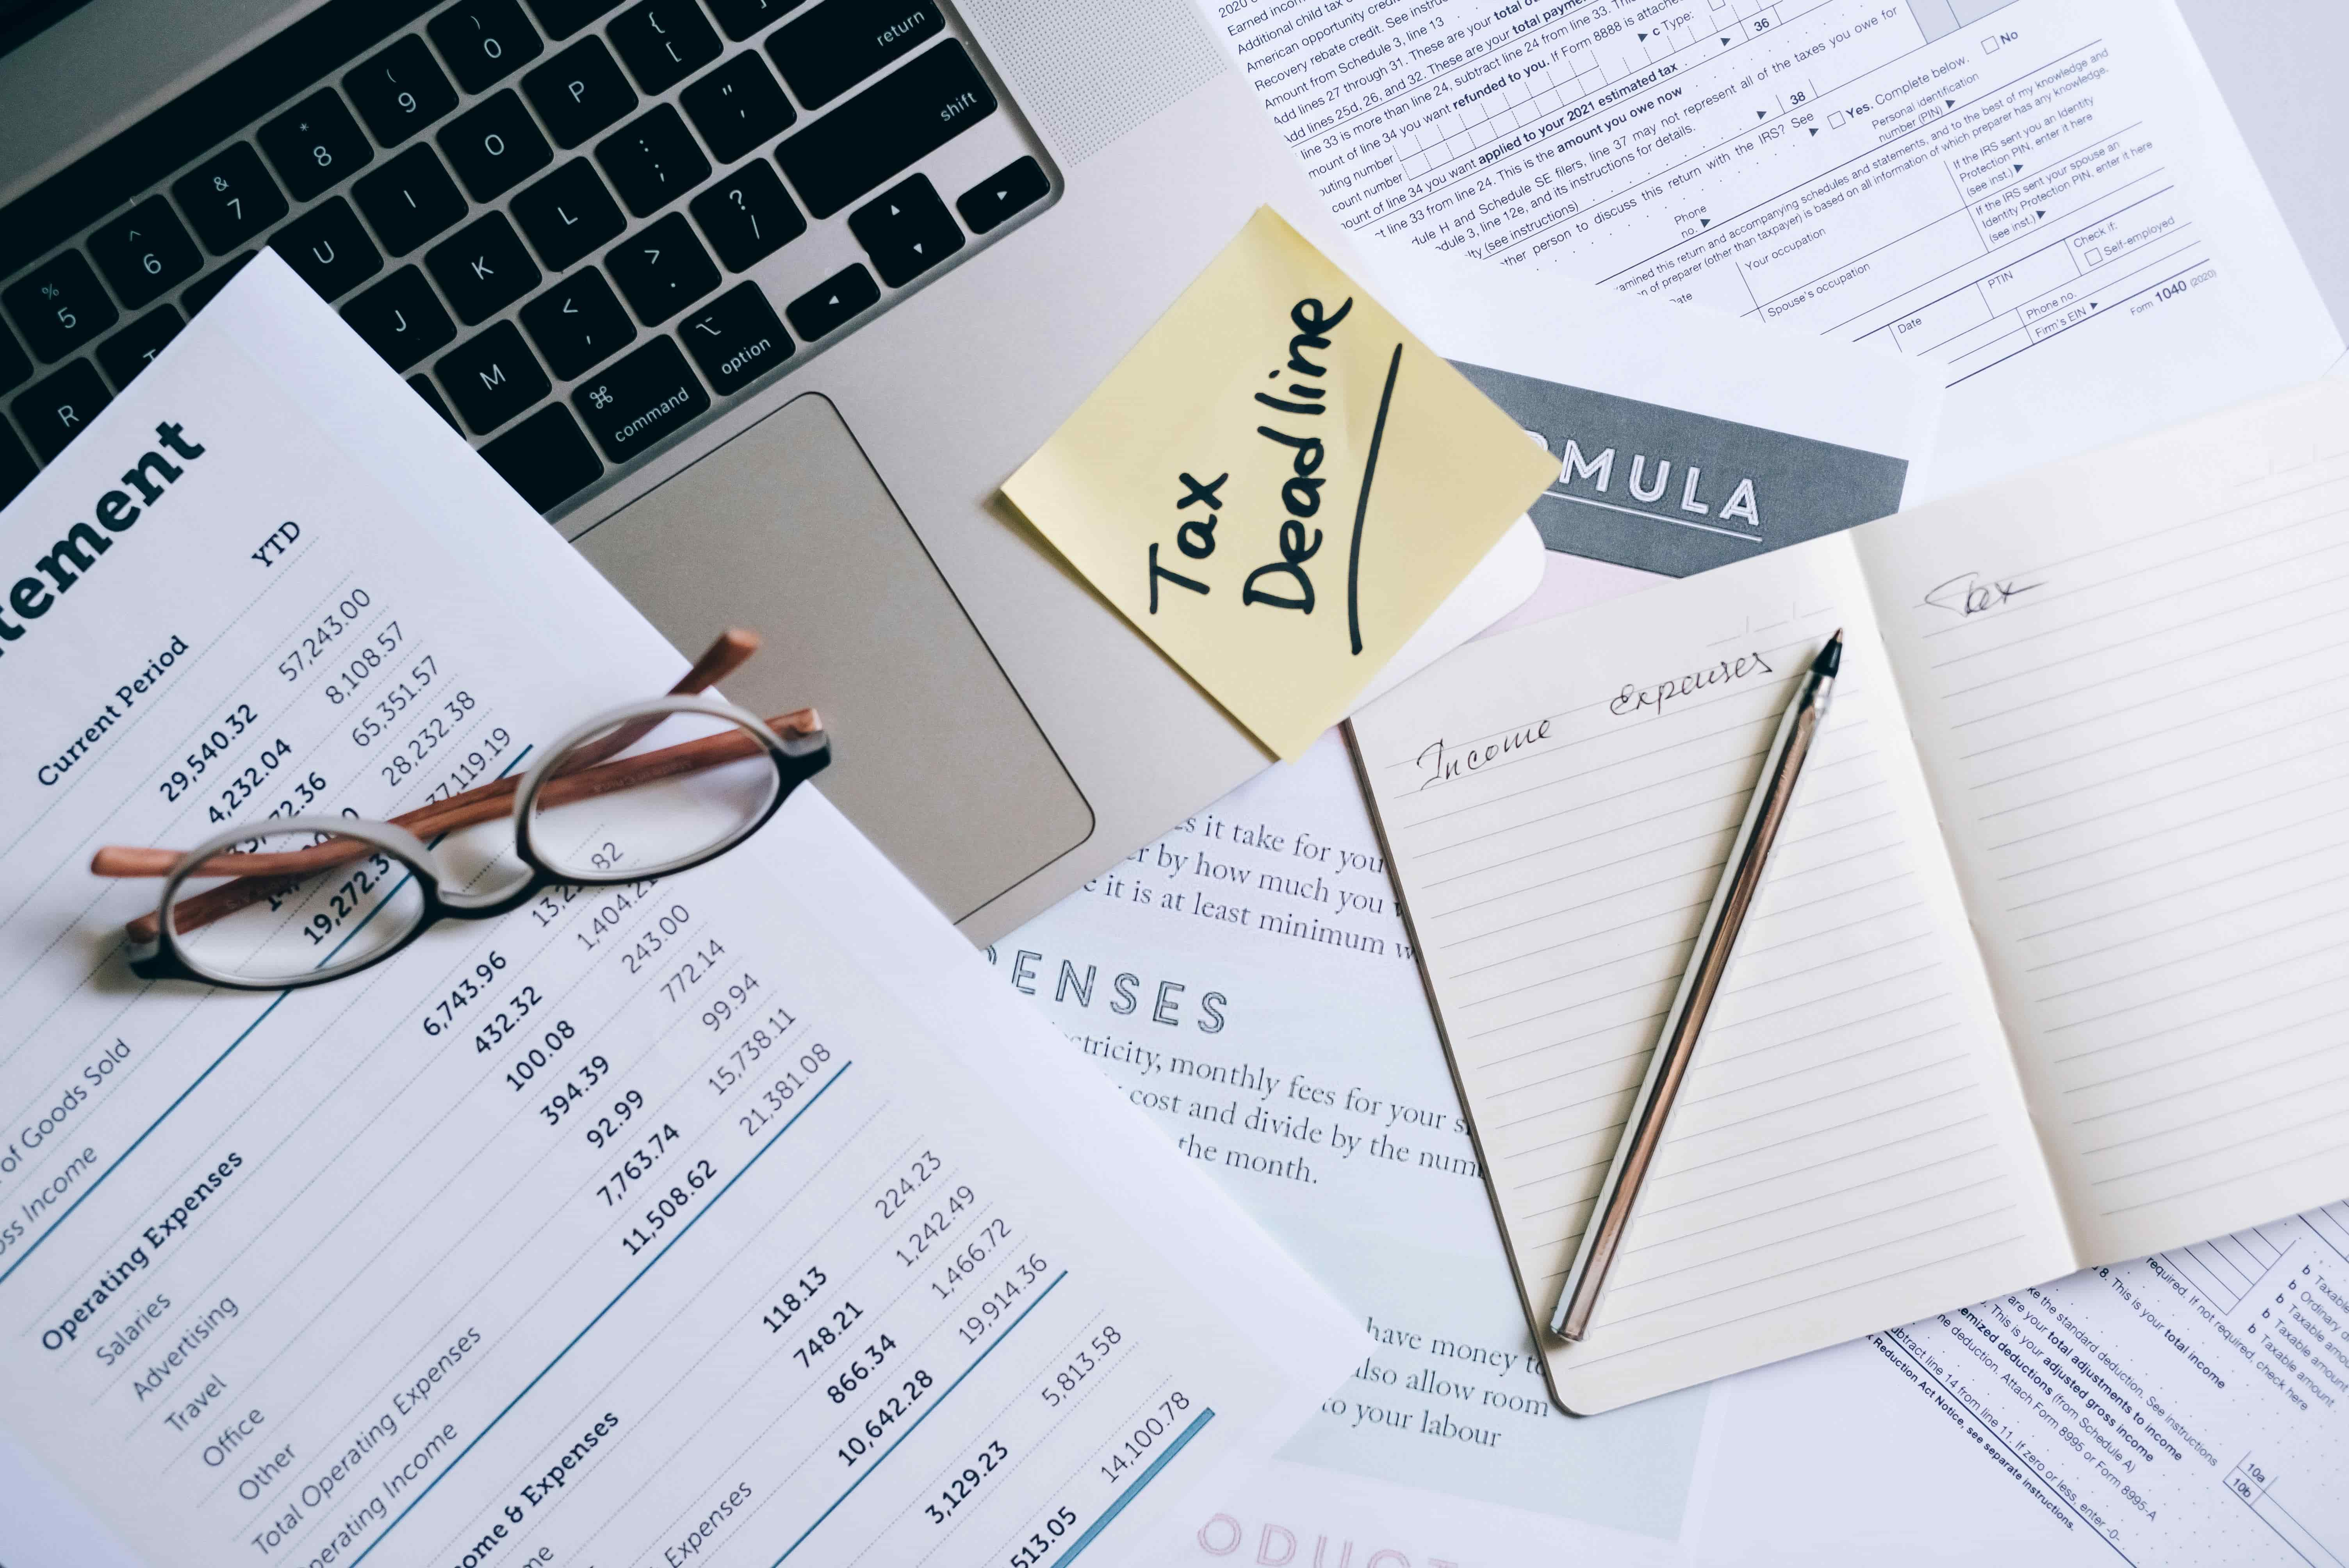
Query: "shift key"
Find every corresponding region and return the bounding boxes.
[572,335,709,461]
[775,41,996,219]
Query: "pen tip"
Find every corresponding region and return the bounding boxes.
[1811,631,1843,678]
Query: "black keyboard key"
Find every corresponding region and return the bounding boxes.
[96,305,184,390]
[606,212,720,323]
[572,334,708,460]
[354,144,468,255]
[410,373,461,430]
[342,265,458,370]
[345,35,459,147]
[439,90,555,201]
[183,253,255,315]
[0,326,28,392]
[270,198,383,301]
[512,160,628,270]
[259,89,376,202]
[13,360,110,460]
[3,251,117,362]
[0,421,35,508]
[680,51,794,164]
[428,0,544,93]
[173,143,290,254]
[609,0,723,94]
[0,0,438,282]
[597,104,712,217]
[848,173,960,287]
[524,37,638,148]
[706,0,802,40]
[523,0,626,38]
[520,267,636,377]
[784,262,877,340]
[775,41,994,218]
[87,197,202,310]
[958,155,1048,234]
[769,0,941,109]
[483,403,602,508]
[436,321,551,432]
[690,161,804,270]
[428,212,543,323]
[679,280,789,393]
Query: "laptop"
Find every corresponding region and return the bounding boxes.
[0,0,1426,943]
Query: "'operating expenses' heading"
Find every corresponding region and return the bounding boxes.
[0,420,207,661]
[43,1151,242,1352]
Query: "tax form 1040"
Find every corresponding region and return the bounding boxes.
[1215,0,2341,495]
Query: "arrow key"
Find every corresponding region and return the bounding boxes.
[785,263,879,342]
[956,156,1049,236]
[848,173,964,288]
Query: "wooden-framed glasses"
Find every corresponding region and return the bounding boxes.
[90,631,827,990]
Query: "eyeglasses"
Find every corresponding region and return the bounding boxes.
[91,630,828,990]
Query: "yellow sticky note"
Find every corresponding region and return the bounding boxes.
[1002,207,1557,760]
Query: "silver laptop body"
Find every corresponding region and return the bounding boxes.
[0,0,1330,942]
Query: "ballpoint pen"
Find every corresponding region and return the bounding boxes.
[1550,630,1844,1342]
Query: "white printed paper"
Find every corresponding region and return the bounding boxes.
[1696,1203,2349,1565]
[1213,0,2342,492]
[997,276,1938,1539]
[0,255,1358,1568]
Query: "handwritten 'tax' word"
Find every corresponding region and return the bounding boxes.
[1923,572,2044,618]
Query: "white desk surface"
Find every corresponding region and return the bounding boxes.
[2178,0,2349,349]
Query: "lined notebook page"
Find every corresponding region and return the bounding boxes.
[1859,380,2349,1263]
[1349,540,2070,1413]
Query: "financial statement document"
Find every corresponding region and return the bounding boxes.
[0,257,1358,1568]
[1210,0,2343,491]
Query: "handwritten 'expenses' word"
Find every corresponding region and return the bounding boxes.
[1146,295,1354,617]
[1610,650,1774,720]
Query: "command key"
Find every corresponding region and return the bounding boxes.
[572,335,710,462]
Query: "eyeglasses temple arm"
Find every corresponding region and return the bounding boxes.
[552,627,763,777]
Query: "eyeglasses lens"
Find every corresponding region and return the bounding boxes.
[167,830,427,984]
[529,711,783,881]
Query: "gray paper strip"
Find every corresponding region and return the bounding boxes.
[1450,360,1911,577]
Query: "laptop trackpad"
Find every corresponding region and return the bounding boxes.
[569,394,1093,924]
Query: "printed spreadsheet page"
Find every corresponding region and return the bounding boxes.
[0,254,1358,1568]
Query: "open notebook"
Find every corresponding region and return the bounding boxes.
[1347,380,2349,1414]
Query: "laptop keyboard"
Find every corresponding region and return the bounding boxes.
[0,0,1054,513]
